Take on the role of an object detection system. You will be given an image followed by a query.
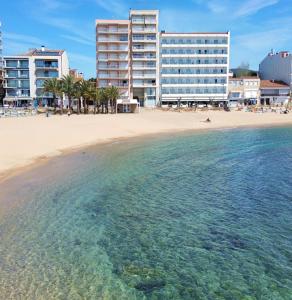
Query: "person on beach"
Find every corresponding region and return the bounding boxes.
[200,117,211,123]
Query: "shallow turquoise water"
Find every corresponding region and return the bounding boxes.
[1,127,292,299]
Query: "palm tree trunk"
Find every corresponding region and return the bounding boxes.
[77,98,81,114]
[60,98,64,115]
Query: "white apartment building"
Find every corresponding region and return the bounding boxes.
[96,10,159,108]
[96,20,131,100]
[130,10,159,107]
[3,47,69,106]
[259,51,292,89]
[0,22,3,85]
[160,32,230,106]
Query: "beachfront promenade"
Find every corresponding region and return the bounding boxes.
[0,109,292,180]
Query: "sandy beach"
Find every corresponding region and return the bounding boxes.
[0,109,292,180]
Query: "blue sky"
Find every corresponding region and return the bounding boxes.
[2,0,292,78]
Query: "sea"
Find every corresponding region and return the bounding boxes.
[0,127,292,299]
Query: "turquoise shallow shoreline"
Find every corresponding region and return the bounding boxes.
[1,127,292,299]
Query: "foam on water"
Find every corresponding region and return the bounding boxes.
[1,127,292,299]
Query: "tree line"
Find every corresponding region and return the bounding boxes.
[43,75,120,114]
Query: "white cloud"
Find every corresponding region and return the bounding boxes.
[95,0,128,17]
[60,34,95,46]
[3,32,48,55]
[4,32,45,45]
[235,0,279,17]
[69,52,96,65]
[197,0,279,18]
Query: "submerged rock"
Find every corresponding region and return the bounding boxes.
[135,280,166,293]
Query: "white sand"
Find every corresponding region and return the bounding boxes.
[0,109,291,178]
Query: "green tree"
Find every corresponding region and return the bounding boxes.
[61,75,75,112]
[73,81,82,114]
[79,80,95,114]
[43,78,62,112]
[106,85,120,113]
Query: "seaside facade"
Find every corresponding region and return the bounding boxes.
[228,77,260,106]
[0,22,3,93]
[130,10,159,107]
[259,51,292,89]
[3,47,69,106]
[96,19,131,100]
[96,11,230,108]
[260,80,290,105]
[160,32,230,106]
[96,10,159,107]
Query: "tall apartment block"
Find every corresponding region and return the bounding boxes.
[130,10,159,107]
[3,47,69,106]
[96,9,230,107]
[0,22,3,86]
[96,10,159,107]
[96,20,131,100]
[259,50,292,89]
[160,32,230,105]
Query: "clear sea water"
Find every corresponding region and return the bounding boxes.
[1,127,292,300]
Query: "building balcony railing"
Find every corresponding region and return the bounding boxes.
[97,30,129,34]
[97,48,128,52]
[98,39,128,43]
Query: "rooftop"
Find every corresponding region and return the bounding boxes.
[96,19,129,25]
[161,31,229,35]
[229,76,260,80]
[23,48,64,56]
[260,80,290,89]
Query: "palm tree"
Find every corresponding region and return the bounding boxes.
[106,85,120,113]
[100,88,109,114]
[73,81,82,114]
[43,78,62,112]
[61,75,75,112]
[79,80,95,114]
[94,88,104,114]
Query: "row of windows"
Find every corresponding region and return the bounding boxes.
[6,89,30,97]
[161,38,228,45]
[35,60,58,68]
[162,58,227,65]
[162,88,226,94]
[161,78,226,84]
[161,49,227,55]
[162,68,227,74]
[230,80,259,87]
[133,34,156,40]
[133,53,156,59]
[5,60,29,68]
[6,70,29,78]
[6,79,30,88]
[98,36,128,42]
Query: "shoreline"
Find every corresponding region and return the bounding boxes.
[0,110,292,183]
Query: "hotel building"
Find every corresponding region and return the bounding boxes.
[3,47,69,106]
[96,10,160,107]
[160,32,230,106]
[96,10,230,107]
[96,19,131,101]
[130,10,159,107]
[0,22,3,94]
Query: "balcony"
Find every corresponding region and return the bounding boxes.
[97,29,129,34]
[98,37,128,43]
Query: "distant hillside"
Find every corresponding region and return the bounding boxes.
[231,68,258,78]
